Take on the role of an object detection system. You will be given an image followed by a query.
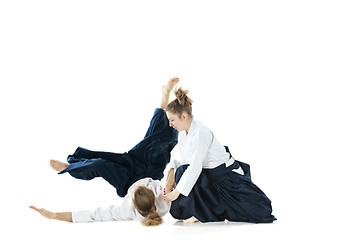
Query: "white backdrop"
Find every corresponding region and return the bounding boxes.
[1,1,359,239]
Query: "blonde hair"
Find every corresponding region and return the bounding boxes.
[133,186,163,226]
[166,87,193,117]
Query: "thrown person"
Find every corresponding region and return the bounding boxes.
[30,177,168,226]
[30,78,180,226]
[163,86,277,224]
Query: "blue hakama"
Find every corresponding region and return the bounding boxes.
[58,108,178,197]
[170,147,277,223]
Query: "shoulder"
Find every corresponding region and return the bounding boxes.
[149,178,162,188]
[134,177,152,186]
[147,179,163,193]
[126,177,152,194]
[193,120,213,140]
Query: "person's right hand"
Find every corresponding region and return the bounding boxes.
[162,188,173,206]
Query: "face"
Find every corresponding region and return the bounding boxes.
[166,111,189,132]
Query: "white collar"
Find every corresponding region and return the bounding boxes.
[186,119,196,136]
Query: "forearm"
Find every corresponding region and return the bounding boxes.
[175,164,202,197]
[165,168,175,193]
[30,206,73,222]
[54,212,73,222]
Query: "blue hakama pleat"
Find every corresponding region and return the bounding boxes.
[170,147,276,223]
[58,108,178,197]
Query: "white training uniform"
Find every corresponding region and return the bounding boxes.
[169,119,244,197]
[71,178,169,223]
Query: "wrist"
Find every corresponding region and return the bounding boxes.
[171,189,181,199]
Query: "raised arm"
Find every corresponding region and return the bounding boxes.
[165,145,180,194]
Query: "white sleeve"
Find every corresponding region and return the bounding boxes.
[175,130,213,197]
[71,197,134,223]
[168,144,180,170]
[72,206,118,223]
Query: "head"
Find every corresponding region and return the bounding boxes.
[165,87,193,132]
[133,185,163,226]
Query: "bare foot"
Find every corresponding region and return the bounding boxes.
[160,78,180,109]
[162,78,179,96]
[166,77,179,92]
[50,159,69,172]
[184,216,200,223]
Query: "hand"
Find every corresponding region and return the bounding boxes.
[29,206,56,220]
[163,189,180,206]
[163,187,174,206]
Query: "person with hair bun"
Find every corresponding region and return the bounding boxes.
[30,78,181,226]
[133,183,164,226]
[163,81,277,224]
[30,177,168,226]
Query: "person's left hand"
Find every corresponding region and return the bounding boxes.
[163,189,180,206]
[29,206,56,219]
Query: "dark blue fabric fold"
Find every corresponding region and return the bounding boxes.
[58,108,178,197]
[170,147,276,223]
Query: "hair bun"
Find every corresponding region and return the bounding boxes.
[166,87,193,117]
[142,210,163,226]
[175,87,192,107]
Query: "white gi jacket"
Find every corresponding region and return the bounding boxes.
[169,119,244,197]
[71,178,169,223]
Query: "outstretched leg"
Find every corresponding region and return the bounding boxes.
[160,77,179,109]
[58,157,131,197]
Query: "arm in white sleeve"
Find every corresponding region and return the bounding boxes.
[71,197,134,223]
[72,206,118,223]
[175,130,212,196]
